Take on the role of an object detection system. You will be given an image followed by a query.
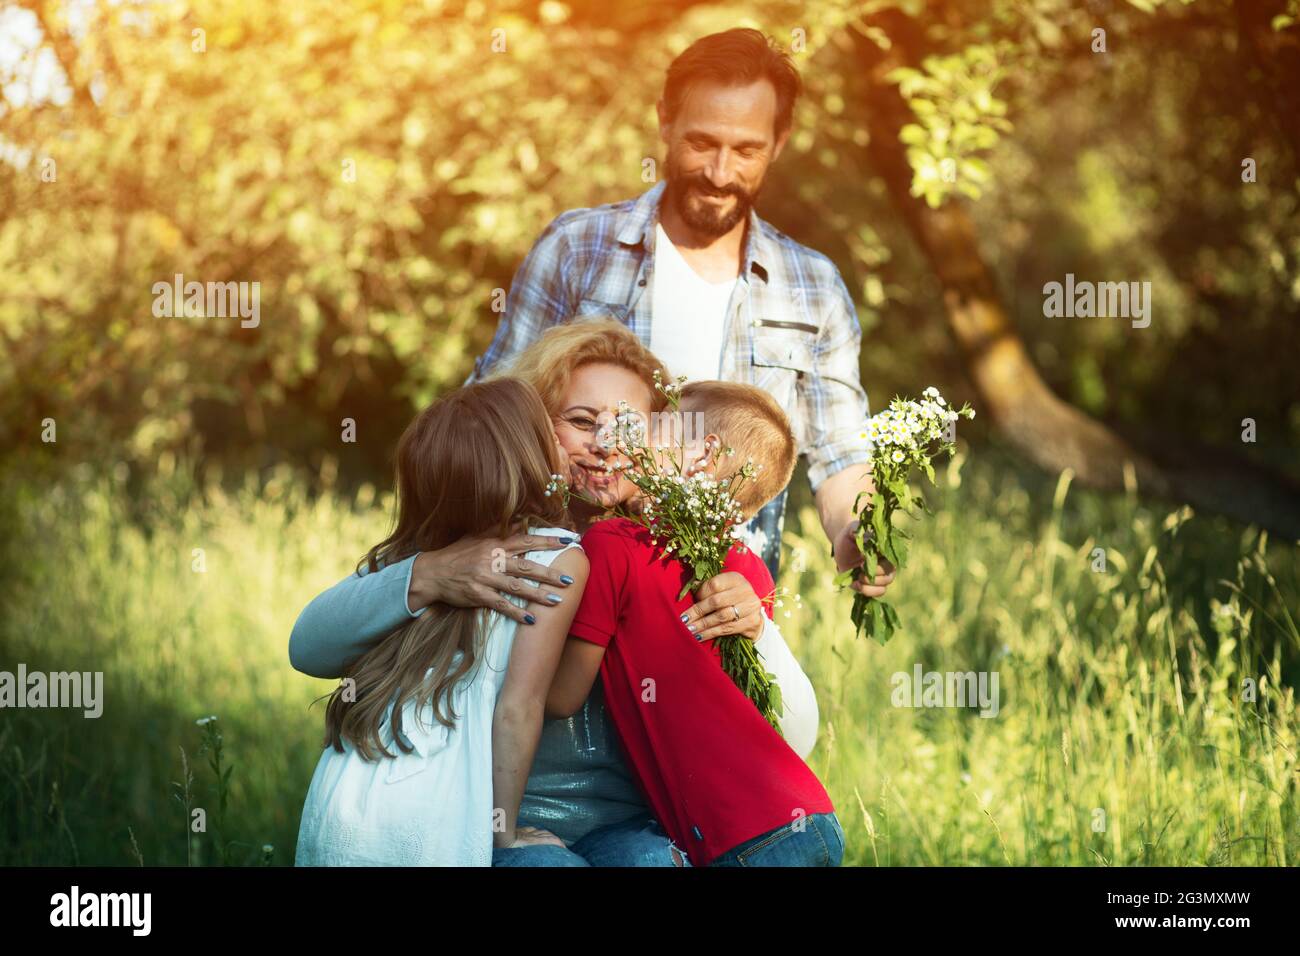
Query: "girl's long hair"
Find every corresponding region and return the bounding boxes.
[324,377,568,759]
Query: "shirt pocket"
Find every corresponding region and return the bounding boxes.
[751,327,817,374]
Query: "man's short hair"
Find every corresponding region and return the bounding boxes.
[679,380,796,519]
[662,28,803,140]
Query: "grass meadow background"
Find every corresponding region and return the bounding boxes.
[3,0,1299,870]
[1,448,1295,867]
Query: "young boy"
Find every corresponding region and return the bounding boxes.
[547,381,844,867]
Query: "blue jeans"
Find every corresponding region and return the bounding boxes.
[745,488,788,581]
[492,814,689,867]
[708,812,844,867]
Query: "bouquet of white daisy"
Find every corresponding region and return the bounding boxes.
[595,373,784,730]
[839,387,975,644]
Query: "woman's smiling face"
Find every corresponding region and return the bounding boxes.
[553,361,654,512]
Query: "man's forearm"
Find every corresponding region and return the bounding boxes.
[814,462,873,544]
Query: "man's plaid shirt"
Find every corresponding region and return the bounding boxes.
[471,180,872,490]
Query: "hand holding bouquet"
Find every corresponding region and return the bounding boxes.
[838,387,975,644]
[596,374,784,730]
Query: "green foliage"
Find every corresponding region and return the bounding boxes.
[890,44,1012,207]
[1,453,1294,865]
[838,392,972,643]
[783,452,1300,866]
[0,457,389,865]
[1,0,1296,484]
[0,0,1296,872]
[1273,1,1299,32]
[767,0,1300,465]
[0,0,663,475]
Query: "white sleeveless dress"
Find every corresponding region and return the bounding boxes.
[295,528,580,866]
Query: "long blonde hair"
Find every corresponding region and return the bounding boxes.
[324,378,567,759]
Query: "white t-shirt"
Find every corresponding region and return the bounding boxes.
[649,222,737,382]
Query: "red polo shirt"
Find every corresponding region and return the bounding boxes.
[569,517,833,866]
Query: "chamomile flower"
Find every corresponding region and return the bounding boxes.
[846,387,974,644]
[594,387,785,729]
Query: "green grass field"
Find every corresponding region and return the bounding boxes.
[1,451,1296,866]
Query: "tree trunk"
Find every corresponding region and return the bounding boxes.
[1236,0,1300,160]
[849,17,1170,493]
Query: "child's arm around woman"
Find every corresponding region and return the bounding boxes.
[492,542,589,849]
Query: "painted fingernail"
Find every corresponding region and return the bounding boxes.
[686,623,697,633]
[524,613,536,625]
[560,574,574,585]
[679,612,689,623]
[546,593,562,605]
[694,634,703,642]
[558,536,576,545]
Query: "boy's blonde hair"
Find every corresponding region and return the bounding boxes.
[679,381,796,519]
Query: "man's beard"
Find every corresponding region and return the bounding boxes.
[665,165,763,238]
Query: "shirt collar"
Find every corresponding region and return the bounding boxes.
[617,180,772,284]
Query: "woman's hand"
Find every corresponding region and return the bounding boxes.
[408,532,578,625]
[501,826,566,849]
[681,571,766,643]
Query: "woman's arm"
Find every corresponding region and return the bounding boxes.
[492,548,589,847]
[753,616,820,759]
[679,571,820,758]
[288,557,421,678]
[288,531,579,678]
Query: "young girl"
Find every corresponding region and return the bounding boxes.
[295,378,589,866]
